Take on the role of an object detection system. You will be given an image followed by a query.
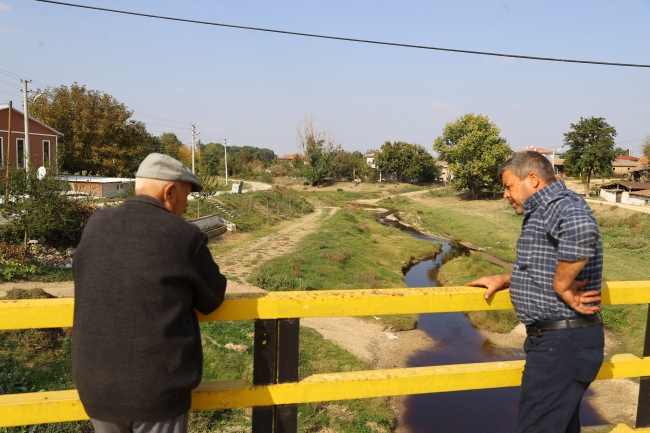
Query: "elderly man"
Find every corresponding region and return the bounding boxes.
[467,151,604,433]
[73,153,227,433]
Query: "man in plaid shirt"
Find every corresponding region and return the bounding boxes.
[468,151,604,433]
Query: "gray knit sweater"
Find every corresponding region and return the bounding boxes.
[72,195,226,422]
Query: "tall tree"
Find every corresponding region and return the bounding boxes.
[159,132,183,160]
[296,114,340,186]
[377,141,440,182]
[29,83,154,177]
[563,117,617,195]
[433,113,513,199]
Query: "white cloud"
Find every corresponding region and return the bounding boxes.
[0,3,12,12]
[511,104,526,111]
[430,100,462,118]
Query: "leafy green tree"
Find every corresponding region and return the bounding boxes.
[159,132,183,160]
[613,147,629,157]
[0,166,95,248]
[563,117,617,195]
[377,141,440,182]
[29,83,154,177]
[330,150,365,181]
[433,113,513,199]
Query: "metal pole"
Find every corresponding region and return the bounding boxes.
[21,80,31,170]
[5,101,11,201]
[224,139,228,185]
[191,124,195,173]
[636,306,650,428]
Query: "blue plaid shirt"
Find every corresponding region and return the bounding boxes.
[510,180,603,325]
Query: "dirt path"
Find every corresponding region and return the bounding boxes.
[215,206,339,293]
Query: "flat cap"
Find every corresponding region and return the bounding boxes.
[136,153,203,192]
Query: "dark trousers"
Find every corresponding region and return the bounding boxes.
[514,324,604,433]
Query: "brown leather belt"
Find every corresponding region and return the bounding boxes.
[526,315,602,337]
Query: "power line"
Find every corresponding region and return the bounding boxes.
[37,0,650,68]
[0,79,22,89]
[0,89,21,97]
[132,111,190,124]
[0,69,51,88]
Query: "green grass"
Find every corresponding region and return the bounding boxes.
[249,207,440,331]
[378,194,521,263]
[437,255,519,333]
[214,187,314,232]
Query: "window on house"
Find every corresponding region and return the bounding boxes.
[16,138,25,169]
[43,140,50,166]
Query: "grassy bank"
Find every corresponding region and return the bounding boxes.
[249,206,440,331]
[381,192,650,357]
[0,289,392,432]
[437,255,518,333]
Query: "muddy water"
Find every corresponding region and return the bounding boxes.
[380,215,607,432]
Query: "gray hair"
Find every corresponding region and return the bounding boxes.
[498,151,556,183]
[135,177,175,193]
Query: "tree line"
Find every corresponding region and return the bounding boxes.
[26,83,646,197]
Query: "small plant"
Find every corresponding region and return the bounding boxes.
[320,248,352,266]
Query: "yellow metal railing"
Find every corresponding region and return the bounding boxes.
[2,281,650,430]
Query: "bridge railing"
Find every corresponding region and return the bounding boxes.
[2,281,650,432]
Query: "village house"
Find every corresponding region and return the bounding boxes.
[600,182,650,206]
[278,153,300,167]
[59,175,134,198]
[1,105,61,170]
[435,160,454,182]
[612,158,640,175]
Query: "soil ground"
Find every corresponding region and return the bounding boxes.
[0,183,639,429]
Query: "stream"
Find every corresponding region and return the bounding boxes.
[376,212,606,432]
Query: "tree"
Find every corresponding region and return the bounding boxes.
[563,117,617,196]
[377,141,440,183]
[29,83,154,177]
[433,113,513,199]
[296,114,340,186]
[0,166,96,248]
[642,134,650,159]
[613,147,630,157]
[330,151,365,181]
[159,132,183,160]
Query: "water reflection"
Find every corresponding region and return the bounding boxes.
[387,217,606,432]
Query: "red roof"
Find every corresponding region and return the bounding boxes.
[279,153,300,161]
[616,155,638,161]
[638,156,649,164]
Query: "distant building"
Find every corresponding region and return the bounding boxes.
[616,155,639,162]
[1,105,62,170]
[365,153,376,169]
[612,159,640,175]
[279,153,301,167]
[58,175,134,198]
[435,160,453,181]
[600,182,650,205]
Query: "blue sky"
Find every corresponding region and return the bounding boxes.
[1,1,649,157]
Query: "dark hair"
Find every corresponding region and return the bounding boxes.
[498,151,556,183]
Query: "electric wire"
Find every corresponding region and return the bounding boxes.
[0,89,21,97]
[0,79,22,89]
[36,0,650,68]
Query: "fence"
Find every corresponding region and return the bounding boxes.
[2,282,650,432]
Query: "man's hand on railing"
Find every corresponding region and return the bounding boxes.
[466,273,512,300]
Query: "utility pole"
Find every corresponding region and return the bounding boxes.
[5,101,12,201]
[224,139,229,185]
[21,79,31,170]
[190,123,196,173]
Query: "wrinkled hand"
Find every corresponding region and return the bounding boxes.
[558,279,601,315]
[466,274,509,300]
